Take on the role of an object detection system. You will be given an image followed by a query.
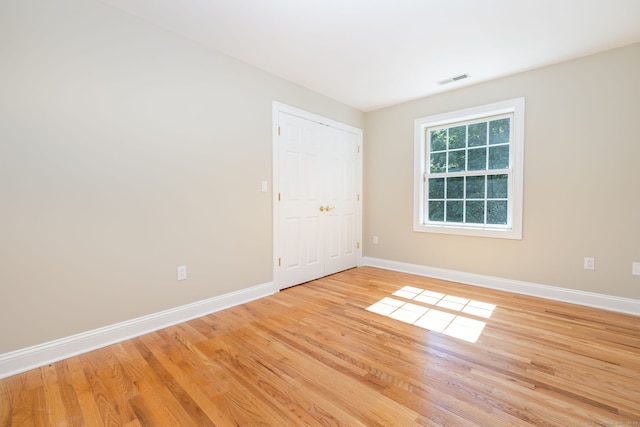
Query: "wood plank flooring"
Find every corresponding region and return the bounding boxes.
[1,266,639,426]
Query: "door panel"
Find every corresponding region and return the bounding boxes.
[326,214,340,259]
[278,115,324,288]
[276,110,360,289]
[323,125,359,276]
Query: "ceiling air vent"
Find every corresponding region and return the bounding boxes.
[438,73,469,85]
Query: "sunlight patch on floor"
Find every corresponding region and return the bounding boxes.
[366,286,496,343]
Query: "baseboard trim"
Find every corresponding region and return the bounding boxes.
[363,257,640,315]
[0,282,275,380]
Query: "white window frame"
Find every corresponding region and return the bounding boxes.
[413,97,525,239]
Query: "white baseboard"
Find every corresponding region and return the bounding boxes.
[0,282,275,380]
[363,257,640,316]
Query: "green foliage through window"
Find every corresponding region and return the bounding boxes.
[426,115,511,226]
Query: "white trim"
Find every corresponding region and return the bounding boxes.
[363,257,640,315]
[0,282,274,379]
[272,102,362,136]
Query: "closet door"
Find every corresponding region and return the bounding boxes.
[274,107,361,290]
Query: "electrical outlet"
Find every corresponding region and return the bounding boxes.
[373,235,379,244]
[583,257,595,270]
[177,265,187,281]
[632,262,640,276]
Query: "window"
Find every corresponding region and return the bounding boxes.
[414,98,524,239]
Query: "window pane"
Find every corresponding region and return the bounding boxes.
[468,122,487,147]
[430,129,447,152]
[489,145,509,169]
[429,178,445,199]
[446,201,463,222]
[487,200,508,224]
[429,201,444,221]
[467,147,486,171]
[448,150,466,172]
[430,152,446,173]
[487,174,508,198]
[466,176,485,199]
[465,201,485,224]
[489,118,510,145]
[449,126,466,149]
[447,177,464,199]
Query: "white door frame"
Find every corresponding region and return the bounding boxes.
[272,101,363,291]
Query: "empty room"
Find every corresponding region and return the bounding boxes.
[1,0,639,425]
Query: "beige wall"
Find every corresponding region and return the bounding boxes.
[364,43,640,300]
[1,0,638,357]
[0,0,363,354]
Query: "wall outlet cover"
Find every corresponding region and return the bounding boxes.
[177,265,187,281]
[583,257,595,270]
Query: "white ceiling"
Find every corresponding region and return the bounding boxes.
[100,0,640,112]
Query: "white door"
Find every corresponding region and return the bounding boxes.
[274,104,361,290]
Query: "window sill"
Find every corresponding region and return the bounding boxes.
[413,223,522,240]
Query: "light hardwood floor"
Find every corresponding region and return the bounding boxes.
[1,267,639,426]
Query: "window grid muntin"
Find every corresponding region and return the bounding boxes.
[426,171,510,227]
[428,113,512,175]
[425,113,513,228]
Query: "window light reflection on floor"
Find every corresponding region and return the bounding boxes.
[366,286,496,343]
